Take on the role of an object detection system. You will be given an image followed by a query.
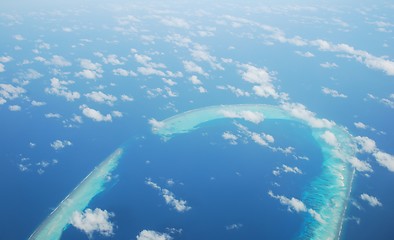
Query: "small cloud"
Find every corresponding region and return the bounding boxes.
[320,62,338,68]
[282,164,303,174]
[222,131,238,145]
[146,178,191,213]
[136,230,172,240]
[360,193,382,207]
[70,208,115,237]
[281,102,335,128]
[0,83,26,100]
[50,140,72,150]
[14,34,24,41]
[9,105,21,111]
[268,190,324,224]
[45,113,62,118]
[112,111,123,118]
[0,56,13,63]
[221,110,264,124]
[113,68,137,77]
[189,75,203,85]
[183,61,208,77]
[162,78,177,86]
[85,91,117,106]
[225,223,243,230]
[295,51,314,57]
[322,87,347,98]
[76,59,103,79]
[196,86,207,93]
[148,118,165,131]
[31,100,46,106]
[62,27,73,32]
[103,54,124,65]
[321,130,338,147]
[45,78,80,101]
[80,105,112,122]
[121,94,134,102]
[160,16,190,29]
[354,122,367,129]
[50,55,71,67]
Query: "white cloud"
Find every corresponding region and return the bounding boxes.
[217,85,251,97]
[149,118,165,131]
[0,97,6,105]
[367,93,394,109]
[189,75,203,85]
[76,69,102,79]
[136,230,172,240]
[321,131,338,147]
[31,100,46,106]
[322,87,347,98]
[348,157,373,172]
[0,63,4,72]
[121,94,134,102]
[183,61,208,77]
[162,78,177,86]
[354,136,376,153]
[311,39,394,76]
[354,122,367,129]
[281,102,335,128]
[190,44,223,70]
[70,208,115,237]
[50,55,71,67]
[251,132,268,146]
[71,114,83,124]
[360,193,382,207]
[45,113,62,118]
[268,191,306,212]
[138,66,166,76]
[80,59,103,71]
[21,69,43,80]
[282,164,303,174]
[0,56,12,63]
[113,68,137,77]
[320,62,338,68]
[9,105,21,111]
[308,209,325,224]
[221,110,264,124]
[45,78,80,101]
[50,140,72,150]
[295,51,314,57]
[373,151,394,172]
[111,111,123,118]
[353,135,394,172]
[225,223,243,230]
[80,105,112,122]
[76,59,103,79]
[85,91,117,106]
[239,64,283,99]
[146,178,191,213]
[62,27,73,32]
[103,54,124,65]
[222,131,238,145]
[160,17,190,29]
[268,191,324,223]
[0,83,25,99]
[165,33,192,47]
[14,34,24,41]
[196,86,207,93]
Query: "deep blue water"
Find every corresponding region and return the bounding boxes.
[56,118,325,239]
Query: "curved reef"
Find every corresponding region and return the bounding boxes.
[154,104,355,240]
